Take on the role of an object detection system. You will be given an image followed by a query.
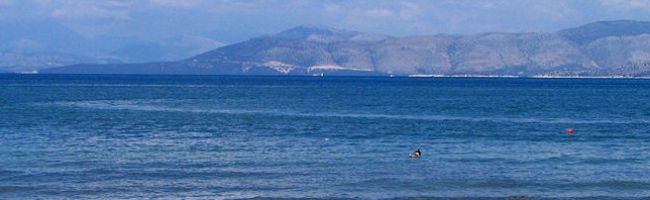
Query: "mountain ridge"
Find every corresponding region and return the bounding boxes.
[42,20,650,77]
[0,20,227,73]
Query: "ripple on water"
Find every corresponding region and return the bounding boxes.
[43,99,650,125]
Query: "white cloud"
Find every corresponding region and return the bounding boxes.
[324,3,341,13]
[532,1,580,21]
[1,0,650,41]
[396,1,421,20]
[601,0,650,10]
[149,0,206,8]
[47,1,134,20]
[0,0,14,6]
[364,9,394,17]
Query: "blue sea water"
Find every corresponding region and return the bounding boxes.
[0,74,649,199]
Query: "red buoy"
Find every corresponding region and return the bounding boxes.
[567,128,575,134]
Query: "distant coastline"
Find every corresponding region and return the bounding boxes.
[29,20,650,77]
[407,74,650,79]
[7,72,650,80]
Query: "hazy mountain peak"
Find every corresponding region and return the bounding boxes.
[0,20,88,54]
[292,24,338,31]
[558,20,650,45]
[272,25,361,42]
[283,25,349,33]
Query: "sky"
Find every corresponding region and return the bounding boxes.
[2,0,650,43]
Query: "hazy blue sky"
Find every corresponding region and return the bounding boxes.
[2,0,650,43]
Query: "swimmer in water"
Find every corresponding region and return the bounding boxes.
[410,148,421,158]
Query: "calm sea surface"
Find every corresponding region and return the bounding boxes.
[1,75,649,199]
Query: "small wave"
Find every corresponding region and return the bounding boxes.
[0,170,23,176]
[346,178,650,191]
[0,186,34,193]
[44,100,650,125]
[562,180,650,190]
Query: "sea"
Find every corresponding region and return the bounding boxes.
[0,74,649,199]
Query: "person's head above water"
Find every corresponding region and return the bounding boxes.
[411,148,421,158]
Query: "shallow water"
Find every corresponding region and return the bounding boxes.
[1,75,649,199]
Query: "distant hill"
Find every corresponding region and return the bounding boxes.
[0,20,225,73]
[558,20,650,46]
[109,35,224,62]
[43,20,650,77]
[0,21,90,55]
[0,51,122,73]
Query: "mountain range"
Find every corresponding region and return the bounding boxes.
[0,21,224,73]
[33,20,650,77]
